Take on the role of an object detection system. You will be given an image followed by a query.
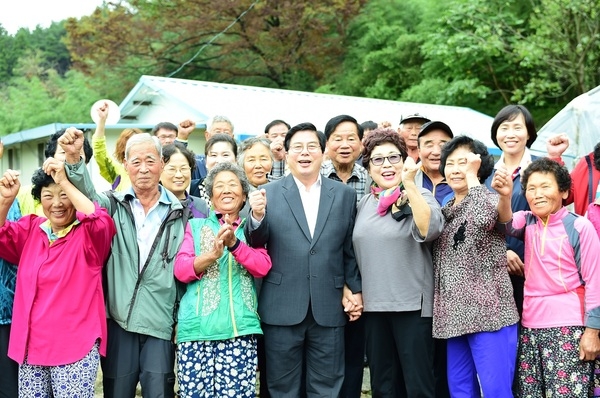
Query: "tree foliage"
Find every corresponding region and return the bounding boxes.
[65,0,365,92]
[1,0,599,136]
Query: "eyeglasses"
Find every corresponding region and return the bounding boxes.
[289,143,321,153]
[370,154,402,166]
[163,166,192,175]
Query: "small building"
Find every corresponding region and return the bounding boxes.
[1,75,498,189]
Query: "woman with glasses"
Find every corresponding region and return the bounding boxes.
[352,128,444,397]
[161,143,209,219]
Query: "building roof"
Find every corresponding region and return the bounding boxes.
[119,75,500,154]
[2,75,499,154]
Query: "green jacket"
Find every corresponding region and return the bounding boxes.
[177,215,262,343]
[66,161,188,341]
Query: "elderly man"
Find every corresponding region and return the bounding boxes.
[60,129,190,398]
[263,119,291,181]
[177,115,235,181]
[416,121,454,206]
[321,114,369,398]
[398,113,431,162]
[414,120,454,398]
[245,122,362,397]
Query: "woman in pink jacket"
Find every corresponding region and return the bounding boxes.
[0,160,115,397]
[494,157,600,397]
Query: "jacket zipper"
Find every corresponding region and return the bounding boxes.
[228,252,238,337]
[125,207,182,326]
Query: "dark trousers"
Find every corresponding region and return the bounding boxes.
[0,324,18,398]
[364,311,435,398]
[433,338,450,398]
[101,319,175,398]
[340,317,365,398]
[263,309,345,397]
[257,334,270,398]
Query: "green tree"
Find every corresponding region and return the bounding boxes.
[324,0,430,99]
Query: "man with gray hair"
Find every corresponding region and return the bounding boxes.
[177,115,235,181]
[59,130,190,398]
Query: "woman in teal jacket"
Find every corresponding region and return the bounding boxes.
[174,162,271,397]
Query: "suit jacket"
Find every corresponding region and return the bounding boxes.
[245,174,361,327]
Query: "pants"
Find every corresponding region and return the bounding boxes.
[446,323,517,398]
[19,341,99,398]
[177,336,257,398]
[0,324,18,398]
[341,316,365,398]
[101,319,175,398]
[364,311,435,398]
[518,325,594,397]
[262,309,345,397]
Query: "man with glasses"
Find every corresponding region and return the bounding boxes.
[245,122,363,397]
[398,113,431,162]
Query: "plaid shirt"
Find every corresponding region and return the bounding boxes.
[268,159,286,181]
[320,159,370,203]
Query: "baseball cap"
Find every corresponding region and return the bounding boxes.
[418,121,454,140]
[399,113,431,125]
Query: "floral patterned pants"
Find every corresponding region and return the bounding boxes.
[18,341,100,398]
[177,335,257,398]
[518,326,595,397]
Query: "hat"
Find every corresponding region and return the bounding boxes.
[418,121,454,140]
[399,113,430,125]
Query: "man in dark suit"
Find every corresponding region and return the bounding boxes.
[245,122,363,397]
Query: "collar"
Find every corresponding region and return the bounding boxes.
[215,211,241,227]
[40,218,80,243]
[419,165,446,183]
[320,159,363,179]
[125,185,173,205]
[292,173,322,192]
[494,148,533,177]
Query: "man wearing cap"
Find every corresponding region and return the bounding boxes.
[415,121,454,206]
[398,113,431,162]
[414,120,454,398]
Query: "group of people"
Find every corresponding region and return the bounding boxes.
[0,102,600,398]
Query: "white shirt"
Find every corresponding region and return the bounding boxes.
[293,175,322,238]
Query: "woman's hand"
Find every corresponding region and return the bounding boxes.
[96,101,109,124]
[506,250,524,276]
[342,284,363,321]
[0,169,20,200]
[42,157,67,185]
[491,166,513,197]
[546,133,569,158]
[401,156,419,183]
[579,328,600,361]
[218,214,237,248]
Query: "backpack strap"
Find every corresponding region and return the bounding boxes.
[585,155,594,204]
[102,189,118,216]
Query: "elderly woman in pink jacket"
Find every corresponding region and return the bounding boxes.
[494,157,600,397]
[0,160,115,397]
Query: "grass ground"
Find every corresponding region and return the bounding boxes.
[94,368,373,397]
